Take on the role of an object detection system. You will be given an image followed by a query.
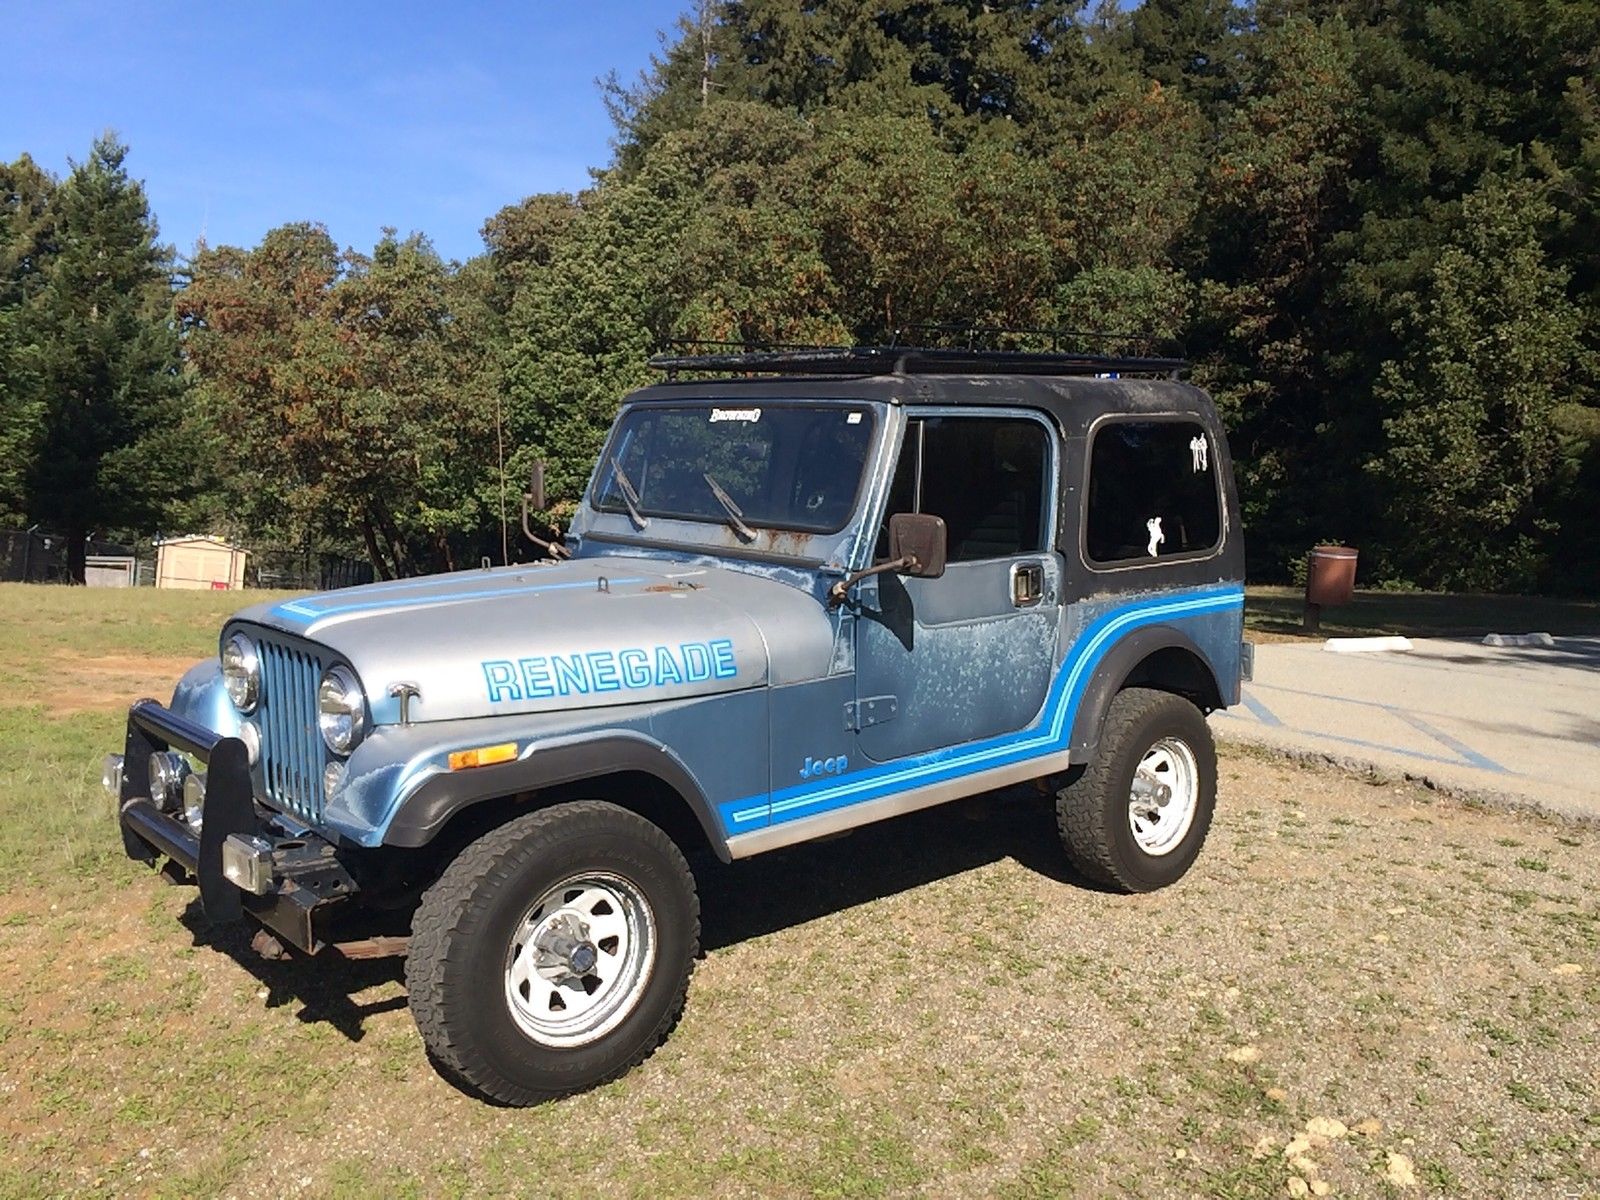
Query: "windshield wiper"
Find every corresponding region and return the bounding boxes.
[608,457,649,530]
[703,473,757,542]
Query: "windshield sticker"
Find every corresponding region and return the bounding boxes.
[846,412,862,424]
[709,407,761,423]
[1190,434,1209,472]
[481,639,738,703]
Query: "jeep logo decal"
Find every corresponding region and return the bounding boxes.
[800,755,848,780]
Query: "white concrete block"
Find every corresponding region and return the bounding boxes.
[1323,636,1414,653]
[1482,632,1555,647]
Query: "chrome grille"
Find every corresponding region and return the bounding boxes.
[257,639,327,824]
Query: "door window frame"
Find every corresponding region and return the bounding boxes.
[879,406,1061,565]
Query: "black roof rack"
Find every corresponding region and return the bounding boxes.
[648,341,1187,381]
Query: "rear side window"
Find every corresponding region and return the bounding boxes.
[1086,420,1220,565]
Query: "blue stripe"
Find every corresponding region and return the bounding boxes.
[1241,690,1283,727]
[1390,709,1508,773]
[271,577,647,627]
[1212,711,1479,770]
[716,585,1244,833]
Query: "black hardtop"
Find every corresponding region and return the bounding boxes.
[626,361,1219,440]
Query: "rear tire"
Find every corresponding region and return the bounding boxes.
[406,801,698,1105]
[1056,688,1216,893]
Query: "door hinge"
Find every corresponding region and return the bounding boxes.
[844,695,898,731]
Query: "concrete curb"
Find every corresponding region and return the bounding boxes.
[1214,728,1598,830]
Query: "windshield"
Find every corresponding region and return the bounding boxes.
[593,403,877,534]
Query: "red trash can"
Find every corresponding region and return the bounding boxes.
[1306,545,1358,607]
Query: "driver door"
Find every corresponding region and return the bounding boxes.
[854,410,1063,763]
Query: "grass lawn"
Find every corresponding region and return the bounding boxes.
[0,582,1596,1198]
[1246,586,1600,641]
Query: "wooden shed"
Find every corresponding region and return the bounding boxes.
[154,536,248,590]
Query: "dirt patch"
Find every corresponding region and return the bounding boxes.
[1,751,1596,1198]
[38,653,199,715]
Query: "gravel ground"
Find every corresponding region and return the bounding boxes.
[1,747,1596,1199]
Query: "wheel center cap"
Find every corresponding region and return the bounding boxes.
[533,912,598,979]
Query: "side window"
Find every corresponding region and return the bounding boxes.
[1086,420,1220,565]
[881,416,1051,563]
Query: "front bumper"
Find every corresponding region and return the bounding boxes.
[114,698,357,953]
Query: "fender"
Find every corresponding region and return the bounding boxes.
[1068,624,1226,759]
[380,731,729,859]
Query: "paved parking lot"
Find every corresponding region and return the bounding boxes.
[1213,636,1600,821]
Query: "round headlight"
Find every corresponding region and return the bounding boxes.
[318,665,365,755]
[221,634,260,712]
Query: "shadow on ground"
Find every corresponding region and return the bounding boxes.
[178,902,408,1041]
[696,786,1089,952]
[173,785,1092,1041]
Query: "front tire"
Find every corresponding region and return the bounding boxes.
[1056,688,1216,893]
[406,801,699,1105]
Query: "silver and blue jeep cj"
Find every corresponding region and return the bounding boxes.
[108,345,1248,1104]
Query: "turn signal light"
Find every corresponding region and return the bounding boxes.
[448,742,518,771]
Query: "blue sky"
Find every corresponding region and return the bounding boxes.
[3,1,692,263]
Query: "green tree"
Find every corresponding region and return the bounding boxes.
[1042,75,1205,339]
[11,137,184,579]
[181,225,499,576]
[607,0,1094,168]
[500,169,689,513]
[1121,0,1243,117]
[1371,176,1582,590]
[0,155,58,522]
[1191,14,1360,570]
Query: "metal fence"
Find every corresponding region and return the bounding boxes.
[0,529,137,584]
[0,530,374,591]
[247,547,374,591]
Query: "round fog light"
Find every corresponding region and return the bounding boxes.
[147,752,190,811]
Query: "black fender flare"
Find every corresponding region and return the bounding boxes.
[1068,625,1225,759]
[381,731,729,860]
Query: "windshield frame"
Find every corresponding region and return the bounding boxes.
[588,399,880,537]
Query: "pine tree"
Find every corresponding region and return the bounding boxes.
[14,137,184,579]
[0,155,58,524]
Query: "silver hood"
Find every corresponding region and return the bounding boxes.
[227,557,836,725]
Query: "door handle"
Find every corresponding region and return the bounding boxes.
[1011,561,1045,607]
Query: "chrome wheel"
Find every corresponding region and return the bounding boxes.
[504,872,656,1048]
[1126,736,1199,857]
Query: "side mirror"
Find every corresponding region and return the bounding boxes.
[524,459,548,511]
[888,513,947,579]
[519,459,571,560]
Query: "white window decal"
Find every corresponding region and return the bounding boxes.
[1146,516,1165,558]
[709,407,762,423]
[1190,434,1208,473]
